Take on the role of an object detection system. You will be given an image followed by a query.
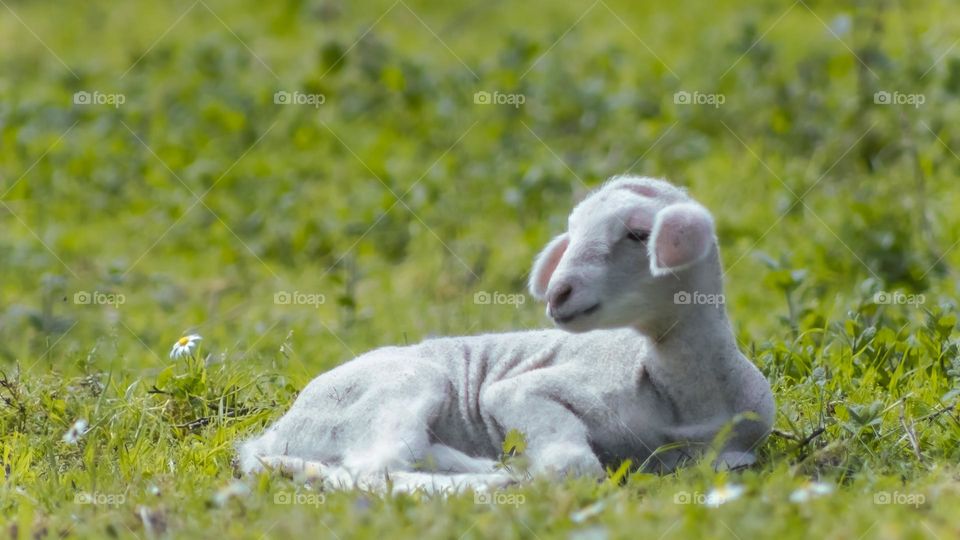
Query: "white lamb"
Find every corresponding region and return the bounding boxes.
[239,175,775,491]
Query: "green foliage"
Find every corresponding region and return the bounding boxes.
[501,429,528,457]
[2,0,960,538]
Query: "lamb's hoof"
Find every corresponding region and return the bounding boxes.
[257,456,327,480]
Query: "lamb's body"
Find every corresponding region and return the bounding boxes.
[241,327,771,478]
[239,176,776,490]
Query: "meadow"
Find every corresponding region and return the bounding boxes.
[1,0,960,538]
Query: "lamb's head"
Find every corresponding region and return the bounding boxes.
[528,176,721,335]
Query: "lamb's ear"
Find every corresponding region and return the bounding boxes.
[648,203,715,276]
[528,233,569,300]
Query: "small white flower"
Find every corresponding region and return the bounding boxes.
[213,480,250,507]
[570,500,606,524]
[705,484,745,507]
[63,419,89,444]
[169,334,202,359]
[789,481,834,503]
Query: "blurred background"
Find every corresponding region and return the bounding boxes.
[1,0,958,381]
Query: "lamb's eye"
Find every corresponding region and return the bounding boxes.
[626,230,649,243]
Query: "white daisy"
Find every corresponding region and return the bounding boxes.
[170,334,202,359]
[704,484,745,507]
[789,481,834,503]
[63,418,89,444]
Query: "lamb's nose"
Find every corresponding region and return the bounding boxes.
[549,283,574,309]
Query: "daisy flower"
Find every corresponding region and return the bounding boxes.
[170,334,202,360]
[705,484,745,507]
[63,418,89,444]
[789,481,834,503]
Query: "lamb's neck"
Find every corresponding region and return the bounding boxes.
[641,247,739,362]
[649,304,738,361]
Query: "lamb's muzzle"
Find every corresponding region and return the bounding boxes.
[238,175,776,492]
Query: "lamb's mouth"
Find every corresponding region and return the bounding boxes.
[553,303,601,324]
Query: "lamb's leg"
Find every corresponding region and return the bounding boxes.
[665,420,763,471]
[384,471,516,494]
[483,375,603,479]
[422,443,499,473]
[258,455,515,493]
[714,451,756,470]
[256,455,355,487]
[714,413,771,470]
[338,367,453,474]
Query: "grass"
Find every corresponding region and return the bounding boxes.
[2,0,960,537]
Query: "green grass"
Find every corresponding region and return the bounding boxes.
[2,0,960,537]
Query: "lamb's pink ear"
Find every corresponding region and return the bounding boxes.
[648,203,715,276]
[528,233,569,300]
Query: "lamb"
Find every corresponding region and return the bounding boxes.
[238,175,775,491]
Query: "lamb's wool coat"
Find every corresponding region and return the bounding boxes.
[239,176,775,491]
